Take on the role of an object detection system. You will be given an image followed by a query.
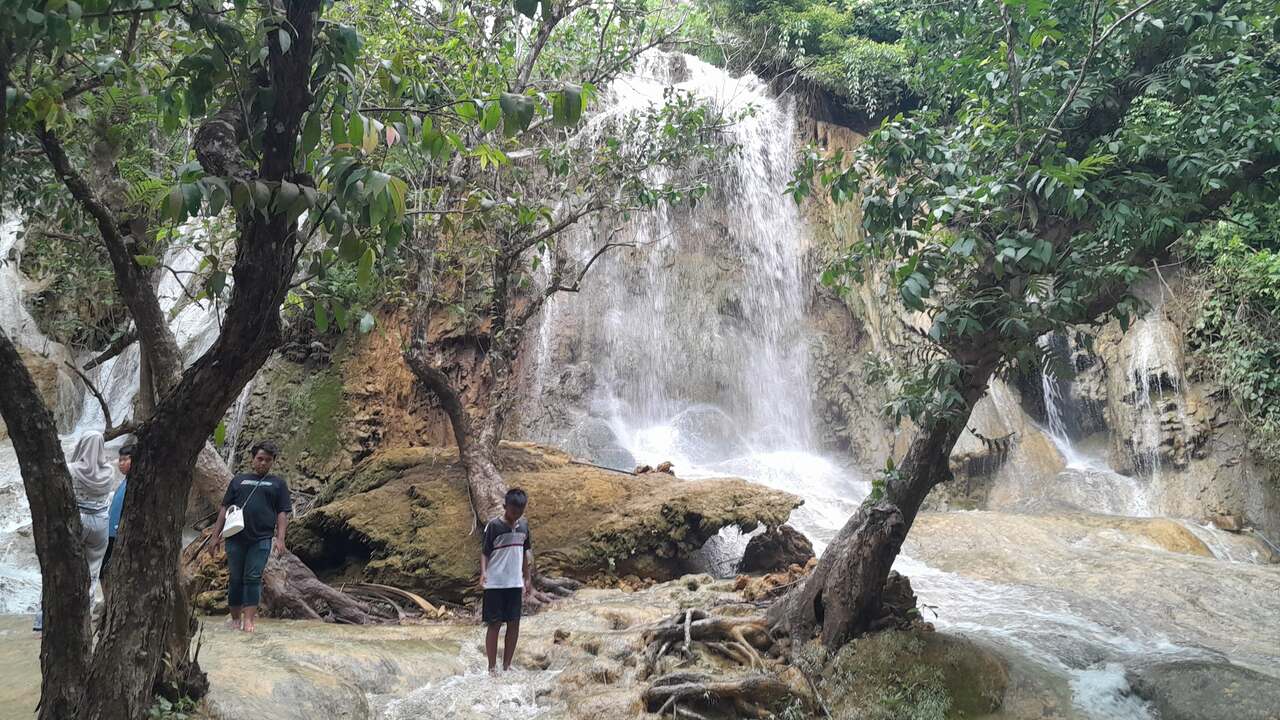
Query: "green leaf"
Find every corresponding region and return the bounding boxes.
[358,312,376,334]
[338,233,362,262]
[302,111,322,155]
[250,181,272,217]
[165,185,185,221]
[315,301,330,333]
[357,247,374,288]
[456,100,479,122]
[480,100,501,133]
[513,0,539,19]
[277,28,291,54]
[553,85,584,126]
[331,112,348,145]
[134,255,159,268]
[364,170,391,199]
[208,270,227,296]
[499,92,535,137]
[214,421,226,446]
[348,113,364,149]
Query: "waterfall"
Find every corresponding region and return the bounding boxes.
[1038,335,1078,461]
[0,222,225,612]
[523,50,866,557]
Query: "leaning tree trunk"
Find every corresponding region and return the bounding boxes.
[769,350,999,649]
[76,4,323,716]
[404,317,508,525]
[0,330,93,720]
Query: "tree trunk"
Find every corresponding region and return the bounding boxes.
[769,350,999,650]
[0,329,92,720]
[404,318,508,525]
[767,502,907,647]
[260,552,376,623]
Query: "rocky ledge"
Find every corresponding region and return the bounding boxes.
[287,443,802,603]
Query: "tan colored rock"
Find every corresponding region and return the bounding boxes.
[289,443,801,603]
[0,347,77,440]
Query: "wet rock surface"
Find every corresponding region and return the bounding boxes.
[289,443,801,603]
[738,524,814,574]
[907,511,1280,674]
[1127,660,1280,720]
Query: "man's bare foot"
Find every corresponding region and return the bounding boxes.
[488,667,497,676]
[241,619,255,633]
[224,617,241,630]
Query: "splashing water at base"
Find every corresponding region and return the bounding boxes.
[380,649,559,720]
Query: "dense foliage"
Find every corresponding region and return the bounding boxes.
[1185,205,1280,467]
[716,0,914,118]
[797,0,1280,429]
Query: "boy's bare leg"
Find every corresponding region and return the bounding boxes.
[486,623,502,673]
[242,606,258,633]
[502,619,520,671]
[226,607,242,630]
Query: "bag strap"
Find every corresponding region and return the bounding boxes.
[236,476,266,507]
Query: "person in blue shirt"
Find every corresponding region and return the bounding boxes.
[101,443,133,599]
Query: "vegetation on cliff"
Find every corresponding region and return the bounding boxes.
[1184,203,1280,472]
[715,0,915,120]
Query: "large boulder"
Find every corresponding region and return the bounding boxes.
[738,524,814,574]
[1127,661,1280,720]
[289,443,802,602]
[819,630,1010,719]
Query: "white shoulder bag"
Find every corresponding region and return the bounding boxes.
[221,480,264,539]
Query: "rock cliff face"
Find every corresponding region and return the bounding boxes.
[287,443,802,602]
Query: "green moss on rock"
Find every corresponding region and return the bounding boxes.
[812,630,1009,720]
[288,443,802,603]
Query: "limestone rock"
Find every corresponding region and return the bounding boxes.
[1127,661,1280,720]
[0,347,79,440]
[738,524,814,574]
[289,443,801,603]
[820,630,1010,719]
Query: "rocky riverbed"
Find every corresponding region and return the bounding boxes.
[5,509,1277,720]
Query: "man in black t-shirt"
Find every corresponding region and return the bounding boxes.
[209,440,292,633]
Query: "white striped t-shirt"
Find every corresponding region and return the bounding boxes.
[482,516,531,589]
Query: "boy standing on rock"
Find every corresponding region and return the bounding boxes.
[480,488,533,674]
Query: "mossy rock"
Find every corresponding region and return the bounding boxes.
[815,630,1010,720]
[288,442,802,603]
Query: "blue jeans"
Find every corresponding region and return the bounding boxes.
[226,536,272,608]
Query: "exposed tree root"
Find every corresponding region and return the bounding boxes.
[261,552,378,624]
[523,573,583,612]
[643,672,798,719]
[640,611,773,679]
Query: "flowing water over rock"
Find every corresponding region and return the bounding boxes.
[0,224,223,613]
[520,52,1280,719]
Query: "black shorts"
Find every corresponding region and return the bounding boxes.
[482,587,523,624]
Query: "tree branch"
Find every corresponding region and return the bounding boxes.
[83,330,138,371]
[1026,0,1166,165]
[36,122,186,390]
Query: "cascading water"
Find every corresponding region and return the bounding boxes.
[1033,334,1154,517]
[515,52,1280,720]
[0,221,224,613]
[525,50,865,554]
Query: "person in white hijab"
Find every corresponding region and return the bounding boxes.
[33,431,119,633]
